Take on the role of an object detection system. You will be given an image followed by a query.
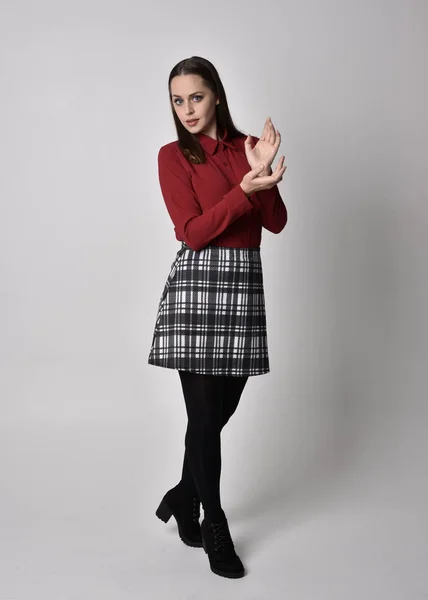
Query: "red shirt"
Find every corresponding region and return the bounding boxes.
[157,129,288,251]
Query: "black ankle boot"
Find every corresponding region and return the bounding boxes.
[201,517,245,578]
[156,483,202,547]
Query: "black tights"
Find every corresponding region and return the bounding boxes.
[178,370,248,522]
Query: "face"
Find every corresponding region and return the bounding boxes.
[170,74,219,136]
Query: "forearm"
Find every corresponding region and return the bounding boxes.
[167,185,254,251]
[255,185,288,234]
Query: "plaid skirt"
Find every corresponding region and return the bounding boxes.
[147,241,270,376]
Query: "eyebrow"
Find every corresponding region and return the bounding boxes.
[171,91,205,98]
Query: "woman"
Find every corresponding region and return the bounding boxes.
[148,56,288,579]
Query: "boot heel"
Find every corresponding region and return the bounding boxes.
[156,498,173,523]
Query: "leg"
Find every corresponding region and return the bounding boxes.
[220,375,248,429]
[179,374,249,496]
[178,370,226,522]
[180,448,198,496]
[176,371,246,577]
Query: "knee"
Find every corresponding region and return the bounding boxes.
[185,421,220,446]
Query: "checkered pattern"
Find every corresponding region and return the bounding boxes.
[147,242,270,377]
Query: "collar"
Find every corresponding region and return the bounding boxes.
[196,128,237,155]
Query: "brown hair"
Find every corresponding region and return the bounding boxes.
[168,56,246,164]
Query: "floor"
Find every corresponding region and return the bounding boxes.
[1,420,427,600]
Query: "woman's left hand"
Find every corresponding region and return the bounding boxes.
[244,117,281,176]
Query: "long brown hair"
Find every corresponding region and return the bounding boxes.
[168,56,246,164]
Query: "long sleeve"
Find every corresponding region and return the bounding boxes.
[250,136,288,234]
[255,185,288,234]
[158,145,253,251]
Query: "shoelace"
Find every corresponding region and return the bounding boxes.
[210,519,234,553]
[191,497,200,522]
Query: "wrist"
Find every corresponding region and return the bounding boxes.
[240,182,251,197]
[258,166,272,177]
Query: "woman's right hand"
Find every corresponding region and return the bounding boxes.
[240,156,287,196]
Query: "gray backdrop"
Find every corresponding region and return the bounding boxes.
[1,0,427,598]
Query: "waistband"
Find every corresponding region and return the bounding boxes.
[180,241,260,252]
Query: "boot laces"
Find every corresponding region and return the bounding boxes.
[211,519,234,553]
[191,497,200,522]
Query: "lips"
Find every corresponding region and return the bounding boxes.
[186,119,199,126]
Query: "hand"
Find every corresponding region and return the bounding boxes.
[244,117,281,174]
[240,157,287,197]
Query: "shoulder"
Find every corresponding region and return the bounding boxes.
[158,140,181,162]
[157,141,194,182]
[158,141,193,174]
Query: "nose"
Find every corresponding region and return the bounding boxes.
[184,101,194,115]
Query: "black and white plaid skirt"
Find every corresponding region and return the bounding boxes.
[147,241,270,376]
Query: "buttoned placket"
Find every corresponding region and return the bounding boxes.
[215,144,237,186]
[217,142,251,247]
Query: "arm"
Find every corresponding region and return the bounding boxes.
[250,135,288,234]
[256,185,288,234]
[158,145,253,251]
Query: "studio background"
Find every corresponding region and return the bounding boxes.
[1,0,427,598]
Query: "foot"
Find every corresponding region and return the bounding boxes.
[201,516,245,578]
[156,483,202,547]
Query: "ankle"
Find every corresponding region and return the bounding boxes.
[204,508,226,524]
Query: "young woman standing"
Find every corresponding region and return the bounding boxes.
[148,56,288,579]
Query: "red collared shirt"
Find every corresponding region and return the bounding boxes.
[157,129,288,251]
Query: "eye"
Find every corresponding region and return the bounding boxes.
[173,95,203,105]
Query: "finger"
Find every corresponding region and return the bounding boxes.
[260,117,269,141]
[272,158,286,178]
[267,118,275,144]
[274,162,287,180]
[273,130,281,150]
[250,164,266,181]
[244,134,253,150]
[270,118,278,145]
[273,155,285,171]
